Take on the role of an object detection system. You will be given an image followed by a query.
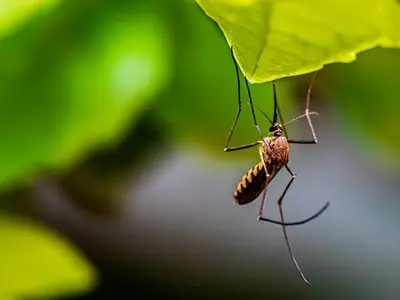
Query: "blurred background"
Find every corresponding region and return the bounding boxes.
[1,0,400,299]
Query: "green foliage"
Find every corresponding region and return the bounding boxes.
[0,1,172,297]
[325,48,400,169]
[196,0,400,83]
[0,214,96,300]
[0,0,61,40]
[0,1,171,190]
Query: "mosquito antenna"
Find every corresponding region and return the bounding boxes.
[258,201,330,226]
[253,105,273,125]
[283,112,319,127]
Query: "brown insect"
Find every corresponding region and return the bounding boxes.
[224,47,330,286]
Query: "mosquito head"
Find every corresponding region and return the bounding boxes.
[269,123,283,136]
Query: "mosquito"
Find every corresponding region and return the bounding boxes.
[224,47,330,286]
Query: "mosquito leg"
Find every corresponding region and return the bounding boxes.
[257,148,275,221]
[258,174,271,221]
[244,68,269,150]
[287,139,316,144]
[256,168,286,222]
[288,72,319,145]
[287,109,318,144]
[287,112,317,144]
[224,47,244,151]
[225,47,268,151]
[259,203,330,226]
[258,149,269,220]
[224,141,260,152]
[278,165,311,286]
[256,149,330,226]
[274,82,289,138]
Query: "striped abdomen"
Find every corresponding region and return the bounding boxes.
[233,161,267,205]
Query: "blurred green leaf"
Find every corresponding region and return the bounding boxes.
[196,0,400,83]
[0,1,171,190]
[0,214,96,299]
[325,48,400,169]
[0,0,61,40]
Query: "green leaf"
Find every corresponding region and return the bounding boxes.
[0,214,96,299]
[196,0,400,83]
[0,1,171,190]
[0,0,61,40]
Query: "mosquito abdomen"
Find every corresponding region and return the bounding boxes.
[234,161,267,205]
